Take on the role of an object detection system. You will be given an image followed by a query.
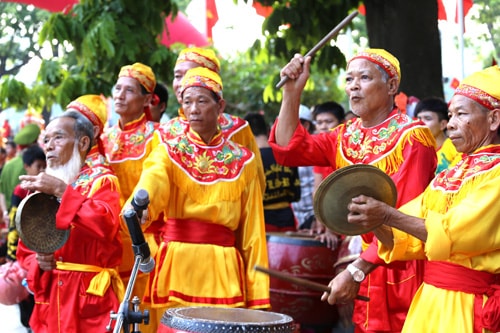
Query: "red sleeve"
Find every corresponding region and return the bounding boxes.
[268,118,339,167]
[16,240,51,301]
[11,185,30,208]
[56,176,121,242]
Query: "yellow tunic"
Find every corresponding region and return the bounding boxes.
[103,114,160,206]
[378,144,500,333]
[133,128,270,311]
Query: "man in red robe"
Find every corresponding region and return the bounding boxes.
[17,98,123,333]
[269,49,437,332]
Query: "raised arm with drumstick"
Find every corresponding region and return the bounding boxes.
[275,10,358,147]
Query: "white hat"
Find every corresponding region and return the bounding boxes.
[299,104,313,122]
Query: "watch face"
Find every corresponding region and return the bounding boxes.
[347,264,365,282]
[353,270,364,282]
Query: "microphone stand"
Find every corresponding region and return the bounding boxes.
[108,212,150,333]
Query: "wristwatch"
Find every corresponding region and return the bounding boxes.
[346,263,366,283]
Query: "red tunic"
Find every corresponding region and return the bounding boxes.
[17,147,123,333]
[269,109,437,332]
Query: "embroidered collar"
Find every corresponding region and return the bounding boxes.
[432,144,500,192]
[120,113,147,131]
[186,126,223,147]
[341,108,417,164]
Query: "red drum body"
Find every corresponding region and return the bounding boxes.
[266,232,339,328]
[158,307,295,333]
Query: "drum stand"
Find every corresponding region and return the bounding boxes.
[107,254,150,333]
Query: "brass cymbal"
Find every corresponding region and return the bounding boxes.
[16,192,68,253]
[314,164,397,236]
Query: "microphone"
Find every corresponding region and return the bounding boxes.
[123,193,155,273]
[131,188,150,220]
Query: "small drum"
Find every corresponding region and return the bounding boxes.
[158,307,296,333]
[266,232,339,328]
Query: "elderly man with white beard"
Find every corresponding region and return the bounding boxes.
[16,110,124,333]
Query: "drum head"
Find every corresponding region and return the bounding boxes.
[15,192,68,253]
[314,164,397,236]
[161,307,295,333]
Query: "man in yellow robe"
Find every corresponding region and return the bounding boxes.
[345,65,500,333]
[157,47,265,193]
[102,63,160,318]
[126,67,270,332]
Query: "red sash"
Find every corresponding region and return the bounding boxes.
[424,261,500,332]
[161,218,235,247]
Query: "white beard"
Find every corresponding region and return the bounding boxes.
[45,143,84,184]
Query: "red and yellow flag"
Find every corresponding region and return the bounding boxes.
[206,0,219,40]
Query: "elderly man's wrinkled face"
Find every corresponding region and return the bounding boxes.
[345,59,396,120]
[182,86,224,143]
[447,95,496,154]
[173,61,200,104]
[43,117,83,183]
[113,77,150,119]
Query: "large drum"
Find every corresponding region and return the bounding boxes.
[266,232,339,329]
[158,307,295,333]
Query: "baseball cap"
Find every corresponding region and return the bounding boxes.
[13,123,41,146]
[299,104,313,122]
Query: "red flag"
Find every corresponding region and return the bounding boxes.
[437,0,473,23]
[455,0,473,23]
[253,2,273,17]
[450,77,460,89]
[358,4,366,16]
[437,0,447,20]
[206,0,219,40]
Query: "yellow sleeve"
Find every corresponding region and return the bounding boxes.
[128,143,171,228]
[425,171,500,266]
[378,193,427,262]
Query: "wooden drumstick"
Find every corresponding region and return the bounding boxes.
[255,265,370,302]
[275,10,359,89]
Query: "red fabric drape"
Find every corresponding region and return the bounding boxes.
[162,13,209,47]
